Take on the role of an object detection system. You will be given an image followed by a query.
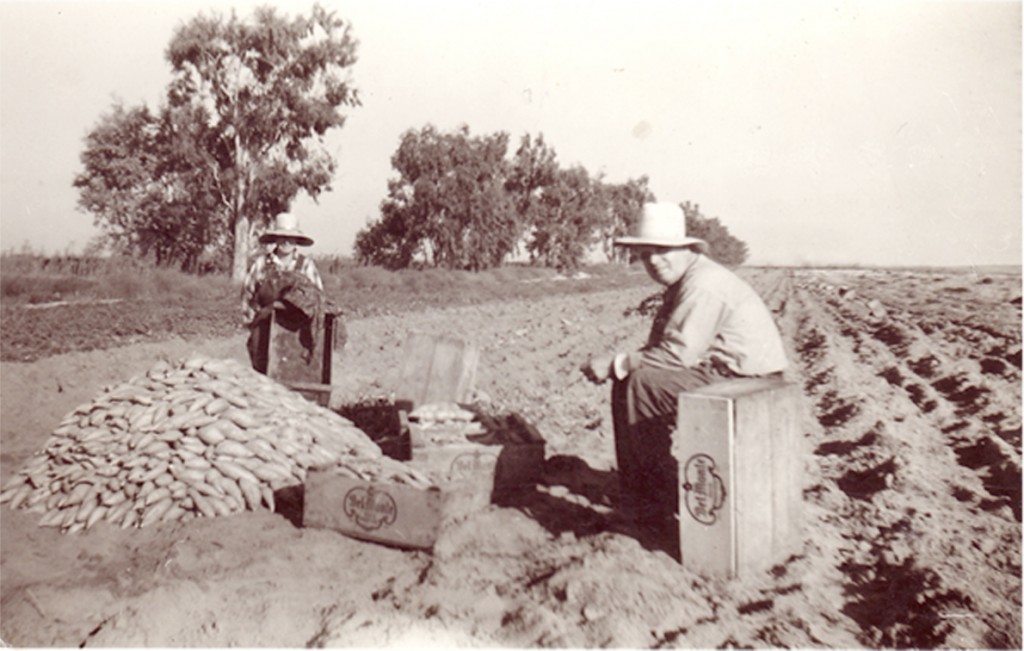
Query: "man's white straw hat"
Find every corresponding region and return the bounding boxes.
[259,213,314,247]
[614,202,708,253]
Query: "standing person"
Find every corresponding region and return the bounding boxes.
[242,213,324,369]
[580,202,788,530]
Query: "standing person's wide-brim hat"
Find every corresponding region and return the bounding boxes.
[614,202,708,253]
[259,213,314,247]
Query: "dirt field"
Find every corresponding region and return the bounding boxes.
[1,267,1020,648]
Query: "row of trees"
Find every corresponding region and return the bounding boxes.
[356,126,748,270]
[73,5,748,278]
[355,128,657,271]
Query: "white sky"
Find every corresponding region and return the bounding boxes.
[0,0,1020,266]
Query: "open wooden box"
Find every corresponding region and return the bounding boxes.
[403,411,545,498]
[304,333,544,550]
[396,332,545,498]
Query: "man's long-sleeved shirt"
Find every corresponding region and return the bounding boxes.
[241,251,323,324]
[617,255,788,378]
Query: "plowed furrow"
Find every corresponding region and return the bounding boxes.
[780,271,1019,648]
[813,275,1021,522]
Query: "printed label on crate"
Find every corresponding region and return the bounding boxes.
[682,453,726,525]
[447,451,499,482]
[343,486,398,531]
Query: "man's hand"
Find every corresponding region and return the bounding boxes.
[580,354,615,384]
[248,304,274,326]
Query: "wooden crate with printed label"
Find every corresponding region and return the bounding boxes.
[393,332,545,497]
[404,412,545,498]
[673,377,802,577]
[303,465,488,550]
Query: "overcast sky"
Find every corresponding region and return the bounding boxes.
[1,0,1020,266]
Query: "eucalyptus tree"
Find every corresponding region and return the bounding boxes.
[524,165,607,270]
[506,134,558,217]
[600,176,655,264]
[357,125,521,270]
[681,201,750,267]
[75,4,360,279]
[74,103,222,270]
[75,104,167,263]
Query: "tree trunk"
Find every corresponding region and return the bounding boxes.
[232,215,249,282]
[230,100,249,282]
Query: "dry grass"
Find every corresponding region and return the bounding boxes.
[0,252,645,311]
[0,253,228,304]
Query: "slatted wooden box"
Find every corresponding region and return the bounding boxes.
[303,466,488,551]
[673,377,802,577]
[392,331,545,499]
[404,413,545,498]
[252,307,344,407]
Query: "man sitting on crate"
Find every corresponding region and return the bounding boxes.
[242,213,341,372]
[580,202,788,531]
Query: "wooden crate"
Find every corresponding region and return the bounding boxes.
[253,308,343,406]
[303,466,487,550]
[673,377,802,577]
[407,441,498,488]
[405,413,545,497]
[388,331,547,500]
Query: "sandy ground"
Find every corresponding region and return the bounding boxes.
[1,267,1020,648]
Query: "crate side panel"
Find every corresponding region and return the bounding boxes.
[268,310,325,384]
[773,383,803,556]
[410,444,499,487]
[733,388,779,574]
[303,469,442,550]
[495,443,545,489]
[675,393,735,577]
[687,376,790,400]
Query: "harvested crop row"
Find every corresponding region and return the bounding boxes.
[0,354,431,533]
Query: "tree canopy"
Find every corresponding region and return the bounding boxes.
[356,125,750,271]
[524,165,606,269]
[682,201,749,267]
[355,125,519,270]
[601,176,656,264]
[75,7,751,276]
[74,4,360,278]
[356,125,657,271]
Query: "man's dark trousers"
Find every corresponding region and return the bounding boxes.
[611,362,734,524]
